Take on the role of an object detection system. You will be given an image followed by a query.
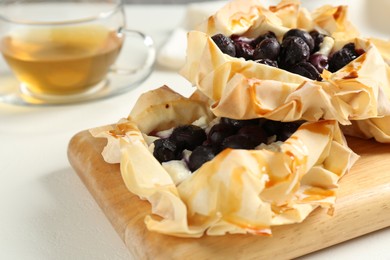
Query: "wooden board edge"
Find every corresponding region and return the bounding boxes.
[67,130,390,260]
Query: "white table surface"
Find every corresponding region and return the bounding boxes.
[0,1,389,259]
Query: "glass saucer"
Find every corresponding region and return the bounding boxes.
[0,67,153,106]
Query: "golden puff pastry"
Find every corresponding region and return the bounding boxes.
[195,0,358,41]
[91,86,358,237]
[181,0,390,142]
[339,38,390,142]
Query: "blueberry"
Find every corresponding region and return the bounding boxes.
[277,121,304,141]
[280,36,310,67]
[169,125,207,151]
[238,125,268,146]
[255,59,278,68]
[208,123,237,146]
[283,29,315,53]
[309,30,325,53]
[230,34,253,44]
[220,117,260,128]
[344,43,358,52]
[309,53,328,73]
[153,138,181,163]
[252,31,277,48]
[288,61,321,81]
[211,33,236,57]
[262,120,283,137]
[221,134,256,150]
[328,43,359,72]
[234,41,254,60]
[262,120,304,141]
[253,37,280,60]
[188,146,216,172]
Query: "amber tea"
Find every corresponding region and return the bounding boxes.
[0,25,123,95]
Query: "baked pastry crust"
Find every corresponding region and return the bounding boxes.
[181,0,390,142]
[90,0,390,237]
[91,86,358,237]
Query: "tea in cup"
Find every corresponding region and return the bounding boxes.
[0,0,155,104]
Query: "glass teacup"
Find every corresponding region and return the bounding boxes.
[0,0,155,105]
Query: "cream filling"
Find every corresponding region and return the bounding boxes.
[317,36,335,56]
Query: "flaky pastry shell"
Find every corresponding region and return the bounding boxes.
[91,86,358,237]
[180,0,390,142]
[340,38,390,142]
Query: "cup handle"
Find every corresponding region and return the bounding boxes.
[111,28,156,75]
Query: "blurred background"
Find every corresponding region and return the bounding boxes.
[125,0,216,3]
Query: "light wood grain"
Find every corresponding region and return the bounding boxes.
[68,130,390,260]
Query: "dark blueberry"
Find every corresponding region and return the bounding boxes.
[253,37,280,60]
[308,53,328,73]
[328,43,359,72]
[221,134,256,150]
[280,36,310,67]
[344,42,358,52]
[238,125,268,146]
[220,117,260,128]
[211,33,236,57]
[230,34,253,44]
[169,125,207,151]
[153,138,181,163]
[188,146,216,172]
[288,61,322,81]
[234,41,254,60]
[355,48,365,56]
[283,29,315,53]
[262,120,283,137]
[255,59,278,68]
[309,30,325,53]
[258,118,269,127]
[251,31,277,47]
[277,121,304,141]
[208,123,238,146]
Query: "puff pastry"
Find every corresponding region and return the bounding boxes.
[181,0,390,142]
[90,0,390,237]
[91,86,358,237]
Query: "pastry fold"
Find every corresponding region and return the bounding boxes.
[180,0,390,142]
[340,39,390,142]
[91,86,358,237]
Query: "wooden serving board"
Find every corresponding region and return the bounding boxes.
[68,130,390,260]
